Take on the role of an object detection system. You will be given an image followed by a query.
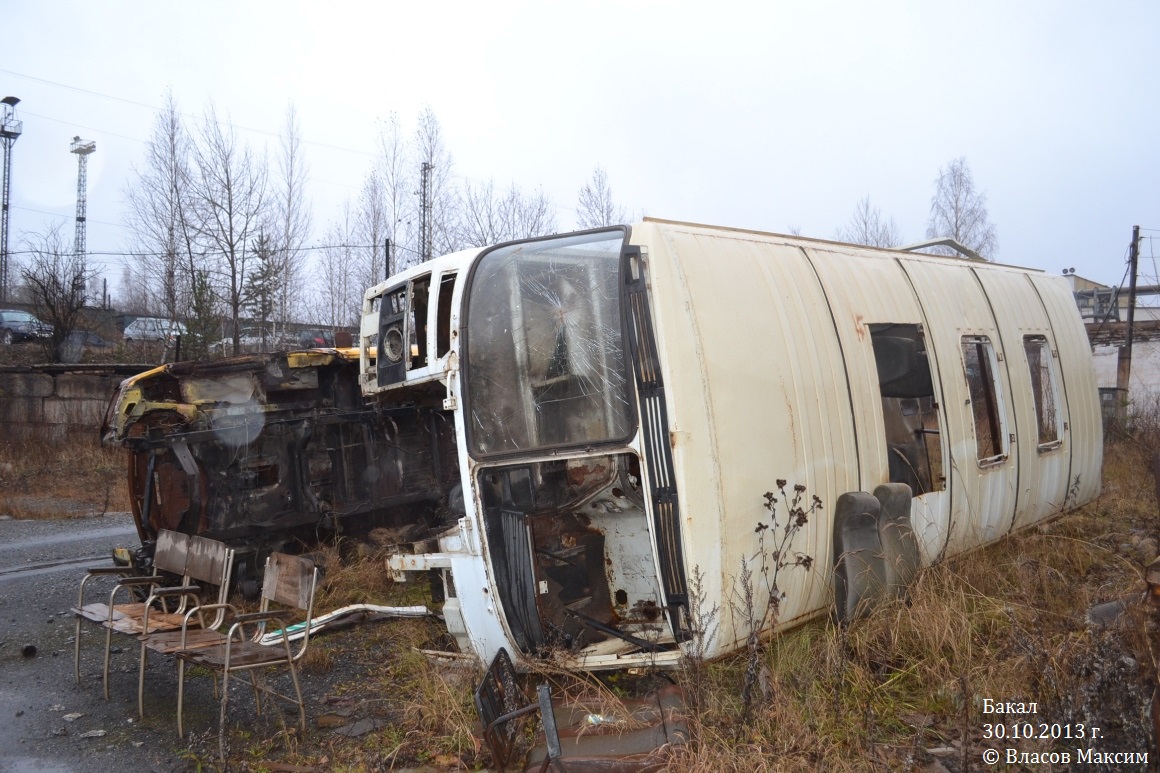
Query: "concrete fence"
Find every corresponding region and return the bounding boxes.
[0,364,150,442]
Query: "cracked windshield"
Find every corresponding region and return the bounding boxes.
[466,231,633,456]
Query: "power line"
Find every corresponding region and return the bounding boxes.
[20,110,146,144]
[0,67,377,158]
[7,241,425,260]
[11,204,125,229]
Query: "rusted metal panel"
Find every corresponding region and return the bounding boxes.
[104,350,462,559]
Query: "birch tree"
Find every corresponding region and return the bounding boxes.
[354,169,389,296]
[377,112,411,278]
[925,157,998,259]
[270,102,311,337]
[123,91,193,319]
[576,167,628,229]
[315,201,359,328]
[837,195,902,248]
[459,179,556,247]
[189,104,268,349]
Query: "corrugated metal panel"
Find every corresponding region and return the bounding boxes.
[639,222,859,655]
[626,221,1102,659]
[897,257,1018,557]
[804,244,952,563]
[973,268,1071,531]
[1029,273,1104,504]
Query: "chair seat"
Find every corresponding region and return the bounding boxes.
[178,638,292,669]
[73,603,188,635]
[142,628,229,655]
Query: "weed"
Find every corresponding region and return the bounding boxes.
[733,481,818,724]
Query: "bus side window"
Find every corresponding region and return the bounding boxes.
[1023,335,1062,451]
[436,272,456,359]
[961,335,1007,464]
[411,275,430,369]
[870,323,944,494]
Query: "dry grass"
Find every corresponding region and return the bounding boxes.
[665,427,1159,772]
[183,424,1160,770]
[10,415,1159,770]
[0,430,127,518]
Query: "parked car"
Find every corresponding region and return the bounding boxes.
[294,329,335,348]
[210,327,276,355]
[123,317,187,344]
[0,309,52,345]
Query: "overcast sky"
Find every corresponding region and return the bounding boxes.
[3,0,1158,299]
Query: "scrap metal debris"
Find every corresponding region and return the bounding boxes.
[259,603,429,646]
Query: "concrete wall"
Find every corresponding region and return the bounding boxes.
[0,364,149,442]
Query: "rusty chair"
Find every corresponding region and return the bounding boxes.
[474,647,690,773]
[72,529,234,699]
[166,552,319,749]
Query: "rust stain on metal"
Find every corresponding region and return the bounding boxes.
[566,461,609,488]
[854,313,867,341]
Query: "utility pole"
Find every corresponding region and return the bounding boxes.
[1115,224,1141,422]
[419,162,433,263]
[385,238,391,280]
[0,96,22,303]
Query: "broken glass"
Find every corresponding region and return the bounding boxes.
[466,231,634,456]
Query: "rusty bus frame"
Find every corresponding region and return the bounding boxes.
[101,349,459,580]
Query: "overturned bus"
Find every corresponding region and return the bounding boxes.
[103,218,1102,671]
[358,219,1102,671]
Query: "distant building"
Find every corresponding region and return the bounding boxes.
[1069,273,1160,409]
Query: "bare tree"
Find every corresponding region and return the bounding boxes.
[188,104,268,350]
[376,112,412,278]
[926,157,998,259]
[459,179,557,247]
[20,224,96,363]
[117,264,153,315]
[576,167,628,229]
[123,91,193,319]
[836,195,902,248]
[354,169,389,296]
[270,102,311,338]
[314,201,359,328]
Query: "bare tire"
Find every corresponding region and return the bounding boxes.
[1,330,11,346]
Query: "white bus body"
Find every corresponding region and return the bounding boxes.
[360,219,1102,671]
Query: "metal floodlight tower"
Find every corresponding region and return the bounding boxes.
[419,161,433,262]
[0,96,22,303]
[71,136,96,283]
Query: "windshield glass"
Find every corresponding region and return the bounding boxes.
[465,230,633,457]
